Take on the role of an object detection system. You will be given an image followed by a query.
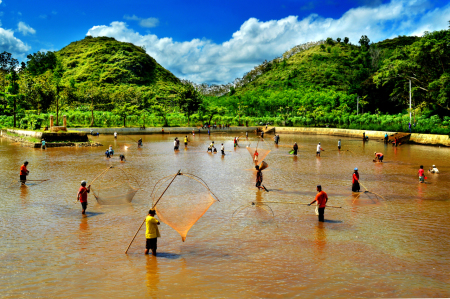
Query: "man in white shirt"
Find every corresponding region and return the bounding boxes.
[316,142,323,157]
[429,165,440,173]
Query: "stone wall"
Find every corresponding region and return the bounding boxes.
[274,127,450,146]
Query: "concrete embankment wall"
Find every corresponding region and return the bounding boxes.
[274,127,450,147]
[4,129,89,142]
[72,127,259,135]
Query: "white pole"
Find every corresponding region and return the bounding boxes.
[357,96,359,115]
[409,80,412,124]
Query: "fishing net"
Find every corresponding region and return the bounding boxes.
[232,202,275,225]
[246,146,271,165]
[90,166,140,205]
[151,173,218,242]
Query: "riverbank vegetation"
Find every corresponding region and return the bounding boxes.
[0,26,449,134]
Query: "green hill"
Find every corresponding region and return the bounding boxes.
[57,36,180,87]
[222,36,421,113]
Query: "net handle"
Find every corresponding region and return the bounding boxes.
[125,170,181,254]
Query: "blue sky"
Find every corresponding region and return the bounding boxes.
[1,0,449,84]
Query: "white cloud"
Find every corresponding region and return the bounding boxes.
[123,14,159,28]
[89,0,450,84]
[0,27,30,55]
[17,21,36,35]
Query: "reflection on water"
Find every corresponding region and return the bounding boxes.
[1,132,450,297]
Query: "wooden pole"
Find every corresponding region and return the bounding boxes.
[124,170,181,254]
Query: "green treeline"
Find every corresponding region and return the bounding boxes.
[0,28,449,134]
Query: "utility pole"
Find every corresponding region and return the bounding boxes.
[409,80,412,125]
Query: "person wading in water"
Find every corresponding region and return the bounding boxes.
[255,165,266,191]
[77,180,91,215]
[145,209,160,256]
[20,161,29,185]
[309,185,328,222]
[293,142,298,155]
[352,168,360,192]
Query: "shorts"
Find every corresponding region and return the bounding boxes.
[256,181,262,187]
[419,176,424,182]
[378,156,384,161]
[81,202,87,210]
[316,151,320,155]
[20,175,27,181]
[146,238,157,250]
[184,142,187,146]
[338,146,341,150]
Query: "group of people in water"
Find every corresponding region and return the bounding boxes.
[17,128,444,255]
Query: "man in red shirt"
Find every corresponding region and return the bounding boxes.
[77,180,91,214]
[20,161,29,185]
[309,185,328,222]
[374,152,384,162]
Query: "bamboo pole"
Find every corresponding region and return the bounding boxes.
[124,170,181,254]
[254,201,342,208]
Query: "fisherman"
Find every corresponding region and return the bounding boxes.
[114,132,117,139]
[176,138,180,149]
[316,142,323,157]
[145,209,160,256]
[138,138,143,148]
[261,131,264,138]
[374,152,384,162]
[253,149,259,163]
[77,180,91,215]
[255,165,264,190]
[393,137,398,147]
[192,130,195,136]
[20,161,29,185]
[109,144,114,156]
[221,143,225,155]
[236,136,239,147]
[338,139,341,151]
[184,136,188,148]
[363,132,366,141]
[234,137,237,148]
[429,165,439,174]
[352,168,360,192]
[207,141,215,153]
[105,149,111,158]
[41,139,46,150]
[246,132,248,138]
[418,165,425,183]
[293,142,298,155]
[174,138,178,151]
[119,154,126,162]
[384,133,388,143]
[208,129,210,135]
[308,185,328,222]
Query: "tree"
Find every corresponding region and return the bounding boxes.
[203,105,226,125]
[5,69,20,127]
[113,103,138,127]
[359,35,370,47]
[26,51,58,76]
[374,29,450,110]
[0,52,19,73]
[177,82,203,126]
[52,60,65,126]
[326,37,335,45]
[344,37,349,44]
[337,37,341,43]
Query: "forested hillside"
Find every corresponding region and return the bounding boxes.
[0,28,449,134]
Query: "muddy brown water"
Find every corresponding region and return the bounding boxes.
[1,132,450,298]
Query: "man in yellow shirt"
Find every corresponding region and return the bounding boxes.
[145,210,161,256]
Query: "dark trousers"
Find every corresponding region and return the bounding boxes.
[352,182,360,192]
[318,207,325,222]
